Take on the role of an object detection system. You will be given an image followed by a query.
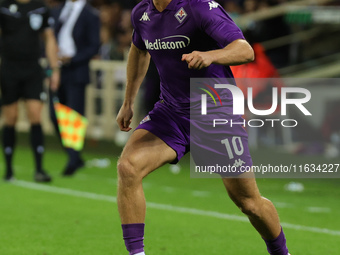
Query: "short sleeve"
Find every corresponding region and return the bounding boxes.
[131,6,146,50]
[41,5,53,30]
[191,1,245,47]
[132,28,146,50]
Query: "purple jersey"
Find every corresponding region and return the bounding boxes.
[131,0,245,112]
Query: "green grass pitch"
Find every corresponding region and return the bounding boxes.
[1,136,340,255]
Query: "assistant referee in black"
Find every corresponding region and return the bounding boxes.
[0,0,60,182]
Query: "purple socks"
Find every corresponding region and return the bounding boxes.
[264,227,289,255]
[122,223,288,255]
[122,223,145,255]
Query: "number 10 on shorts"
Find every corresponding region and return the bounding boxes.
[221,136,244,159]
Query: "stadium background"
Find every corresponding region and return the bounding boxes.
[1,0,340,254]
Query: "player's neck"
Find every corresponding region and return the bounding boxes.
[153,0,172,12]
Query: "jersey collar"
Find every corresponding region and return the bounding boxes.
[148,0,183,12]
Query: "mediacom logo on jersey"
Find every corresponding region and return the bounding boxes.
[144,35,190,50]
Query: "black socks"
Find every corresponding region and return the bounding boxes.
[30,124,44,173]
[2,125,15,176]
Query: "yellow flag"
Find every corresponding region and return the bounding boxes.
[54,103,88,151]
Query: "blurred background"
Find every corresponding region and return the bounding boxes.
[1,0,340,156]
[0,1,340,254]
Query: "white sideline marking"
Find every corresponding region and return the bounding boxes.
[12,180,340,237]
[192,190,211,197]
[162,186,176,193]
[274,202,293,208]
[306,207,331,213]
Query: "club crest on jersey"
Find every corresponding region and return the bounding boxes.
[29,14,43,30]
[140,115,151,124]
[175,7,187,23]
[140,12,150,21]
[208,1,219,10]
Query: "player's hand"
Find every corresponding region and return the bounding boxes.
[182,51,213,70]
[59,56,72,65]
[116,103,133,132]
[50,69,60,92]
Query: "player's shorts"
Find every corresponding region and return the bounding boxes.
[0,60,44,105]
[136,100,253,177]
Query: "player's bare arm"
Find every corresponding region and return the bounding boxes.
[182,39,254,70]
[44,28,60,92]
[116,43,151,132]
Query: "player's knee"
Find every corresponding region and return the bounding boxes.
[27,112,41,124]
[4,114,18,126]
[237,198,261,217]
[117,157,142,184]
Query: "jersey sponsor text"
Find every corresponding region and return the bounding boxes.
[144,35,190,50]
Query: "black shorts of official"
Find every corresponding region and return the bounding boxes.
[0,60,44,105]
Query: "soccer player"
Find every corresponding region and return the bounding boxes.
[0,0,60,182]
[116,0,290,254]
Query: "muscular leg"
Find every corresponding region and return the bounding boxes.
[223,172,289,254]
[118,129,177,223]
[117,129,176,255]
[2,102,18,179]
